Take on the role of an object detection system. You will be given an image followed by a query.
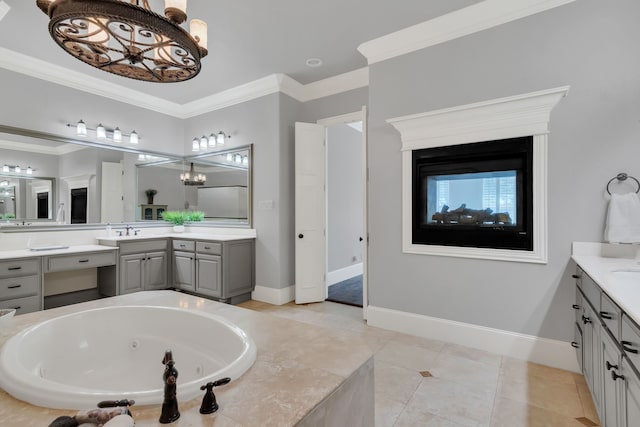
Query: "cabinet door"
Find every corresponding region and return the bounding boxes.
[574,322,583,373]
[621,359,640,427]
[583,303,603,416]
[601,330,622,427]
[174,251,195,291]
[196,254,222,298]
[119,254,144,294]
[144,251,167,290]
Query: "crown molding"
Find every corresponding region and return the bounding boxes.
[0,46,370,118]
[358,0,577,65]
[298,67,369,102]
[0,2,9,22]
[0,47,184,117]
[179,74,284,119]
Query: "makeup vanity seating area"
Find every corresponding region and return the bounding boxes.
[0,227,256,314]
[571,242,640,427]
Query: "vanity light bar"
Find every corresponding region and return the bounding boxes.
[191,131,230,152]
[69,121,139,144]
[2,164,33,175]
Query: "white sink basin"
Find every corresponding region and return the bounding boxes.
[610,269,640,281]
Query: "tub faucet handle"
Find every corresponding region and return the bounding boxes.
[199,377,231,414]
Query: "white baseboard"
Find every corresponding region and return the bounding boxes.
[328,263,363,286]
[252,285,295,305]
[367,305,580,373]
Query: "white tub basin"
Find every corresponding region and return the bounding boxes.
[0,306,256,409]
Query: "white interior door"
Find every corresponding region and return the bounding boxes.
[295,122,326,304]
[101,161,124,223]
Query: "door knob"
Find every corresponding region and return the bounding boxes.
[298,234,304,239]
[359,237,364,242]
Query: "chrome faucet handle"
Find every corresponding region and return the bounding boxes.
[134,230,141,236]
[117,230,123,237]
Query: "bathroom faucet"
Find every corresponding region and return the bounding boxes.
[159,350,180,424]
[125,225,133,236]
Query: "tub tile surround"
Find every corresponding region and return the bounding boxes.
[0,291,373,426]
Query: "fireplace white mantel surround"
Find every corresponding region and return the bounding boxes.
[387,86,570,263]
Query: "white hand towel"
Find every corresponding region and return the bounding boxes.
[604,192,640,243]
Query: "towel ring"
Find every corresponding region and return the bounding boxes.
[606,172,640,195]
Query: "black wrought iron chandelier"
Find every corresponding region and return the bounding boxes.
[36,0,208,83]
[180,162,206,186]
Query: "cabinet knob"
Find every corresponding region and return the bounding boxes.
[582,315,591,325]
[600,311,613,320]
[298,234,304,239]
[571,341,580,349]
[7,284,22,289]
[572,304,580,310]
[606,361,618,371]
[622,341,639,354]
[571,274,580,279]
[611,371,625,381]
[7,266,22,271]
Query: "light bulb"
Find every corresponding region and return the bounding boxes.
[14,166,20,173]
[27,166,33,175]
[129,130,139,144]
[192,138,200,152]
[217,131,226,145]
[226,153,233,162]
[76,120,87,136]
[190,19,208,51]
[96,123,106,138]
[200,136,208,150]
[208,133,216,148]
[234,154,242,163]
[242,155,248,165]
[2,165,8,173]
[113,127,122,142]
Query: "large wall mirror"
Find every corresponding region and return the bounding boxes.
[0,125,252,228]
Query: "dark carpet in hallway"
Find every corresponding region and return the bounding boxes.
[326,275,363,307]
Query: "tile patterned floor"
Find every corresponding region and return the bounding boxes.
[238,300,601,427]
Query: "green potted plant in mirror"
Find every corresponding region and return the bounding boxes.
[145,189,157,205]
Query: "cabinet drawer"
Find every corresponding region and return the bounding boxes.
[622,315,640,369]
[173,239,195,252]
[0,275,40,301]
[600,292,621,339]
[45,252,116,273]
[119,239,168,255]
[196,241,221,255]
[581,273,601,312]
[0,294,41,315]
[0,258,40,278]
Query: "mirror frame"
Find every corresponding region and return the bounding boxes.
[0,124,253,230]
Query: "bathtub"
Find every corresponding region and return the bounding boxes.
[0,305,256,409]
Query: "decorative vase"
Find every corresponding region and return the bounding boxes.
[173,225,185,233]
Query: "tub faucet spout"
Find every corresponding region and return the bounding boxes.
[159,350,180,424]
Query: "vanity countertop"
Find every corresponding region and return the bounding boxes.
[0,291,373,426]
[572,252,640,325]
[97,232,256,243]
[0,245,117,261]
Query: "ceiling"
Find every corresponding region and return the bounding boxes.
[0,0,481,104]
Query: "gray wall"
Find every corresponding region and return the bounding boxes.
[367,0,640,341]
[185,94,291,290]
[0,69,185,156]
[327,124,364,272]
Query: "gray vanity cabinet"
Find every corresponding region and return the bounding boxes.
[171,238,254,304]
[573,266,640,427]
[117,240,168,294]
[0,258,42,314]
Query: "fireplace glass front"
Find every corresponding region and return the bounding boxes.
[412,137,533,251]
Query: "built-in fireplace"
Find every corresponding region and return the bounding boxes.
[388,86,570,263]
[412,136,533,251]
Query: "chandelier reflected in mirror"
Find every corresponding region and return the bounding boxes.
[180,162,206,186]
[36,0,208,83]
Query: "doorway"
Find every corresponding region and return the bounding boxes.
[324,120,365,307]
[294,108,368,318]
